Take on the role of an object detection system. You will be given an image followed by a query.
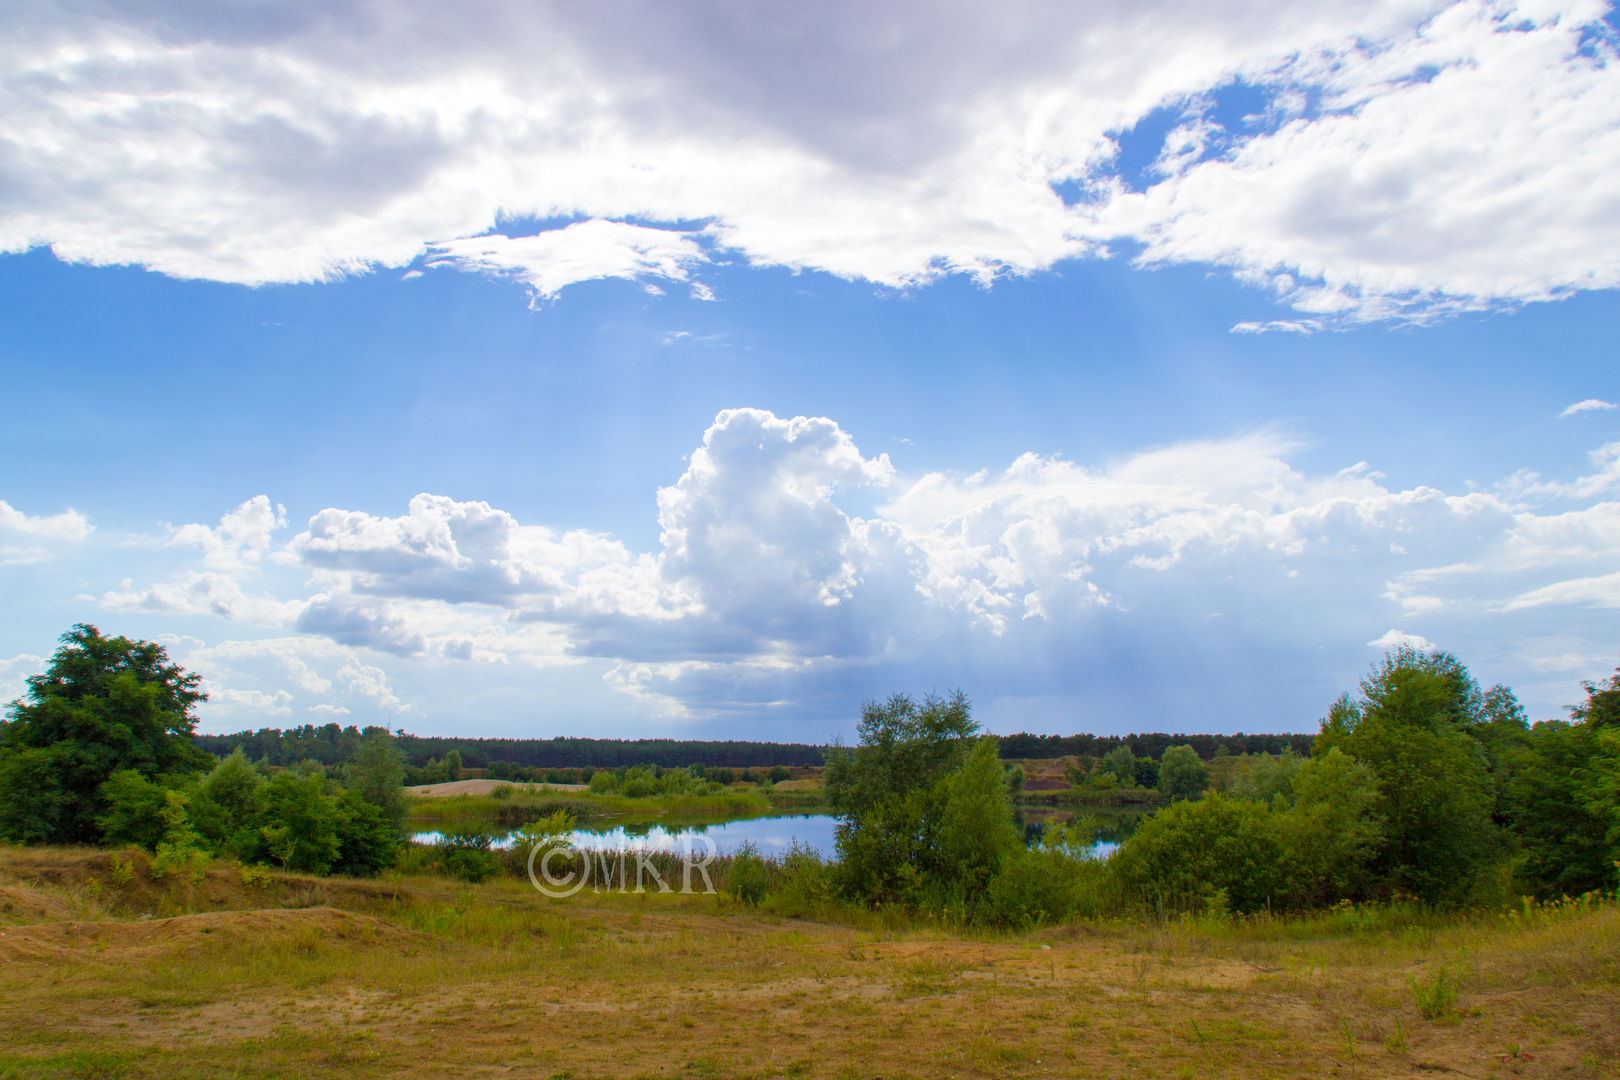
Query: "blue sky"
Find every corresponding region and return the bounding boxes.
[2,1,1618,740]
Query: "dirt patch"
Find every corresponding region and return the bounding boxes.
[0,906,431,965]
[405,779,587,796]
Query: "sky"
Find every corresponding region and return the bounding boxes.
[1,0,1618,742]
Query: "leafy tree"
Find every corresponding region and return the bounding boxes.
[1096,745,1138,787]
[443,749,463,782]
[1275,748,1384,906]
[1504,662,1620,896]
[332,789,399,876]
[1157,745,1209,799]
[1227,747,1303,804]
[0,625,210,844]
[201,749,263,830]
[96,770,171,850]
[824,690,977,817]
[250,775,345,873]
[348,728,408,831]
[1314,645,1498,901]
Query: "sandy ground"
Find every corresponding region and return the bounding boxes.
[403,779,588,797]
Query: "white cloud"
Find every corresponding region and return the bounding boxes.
[3,1,1617,320]
[1095,0,1620,322]
[93,408,1620,720]
[1367,628,1434,650]
[1561,398,1618,417]
[428,220,711,301]
[0,653,46,704]
[0,500,92,564]
[101,570,305,624]
[168,496,286,570]
[1503,569,1620,609]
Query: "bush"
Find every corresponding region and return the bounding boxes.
[726,840,769,906]
[438,833,502,883]
[1111,793,1286,914]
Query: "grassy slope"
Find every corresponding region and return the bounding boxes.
[2,847,1617,1080]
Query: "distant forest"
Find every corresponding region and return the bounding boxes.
[191,724,1315,770]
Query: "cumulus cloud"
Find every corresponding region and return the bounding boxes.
[1561,399,1618,417]
[3,0,1617,320]
[101,407,1620,720]
[0,499,92,563]
[167,496,286,570]
[1367,629,1434,649]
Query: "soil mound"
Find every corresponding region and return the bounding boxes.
[0,907,431,965]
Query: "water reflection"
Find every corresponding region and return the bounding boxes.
[412,807,1135,860]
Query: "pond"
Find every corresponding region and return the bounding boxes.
[412,807,1134,859]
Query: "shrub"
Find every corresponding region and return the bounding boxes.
[726,840,770,906]
[1111,793,1285,914]
[438,833,502,883]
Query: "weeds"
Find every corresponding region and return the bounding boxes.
[1409,964,1457,1019]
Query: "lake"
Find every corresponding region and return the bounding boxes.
[413,808,1127,859]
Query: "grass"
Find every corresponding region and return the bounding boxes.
[2,845,1618,1079]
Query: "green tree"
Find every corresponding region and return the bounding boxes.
[1276,748,1385,906]
[1097,745,1137,787]
[349,728,408,832]
[95,770,171,850]
[1157,745,1209,799]
[0,625,210,844]
[443,749,463,782]
[1504,662,1620,896]
[824,690,977,818]
[1314,645,1498,902]
[250,775,344,873]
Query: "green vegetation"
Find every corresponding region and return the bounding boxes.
[4,624,1617,928]
[0,626,402,877]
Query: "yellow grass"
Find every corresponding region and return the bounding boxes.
[2,845,1616,1080]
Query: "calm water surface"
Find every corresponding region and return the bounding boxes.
[413,810,1125,858]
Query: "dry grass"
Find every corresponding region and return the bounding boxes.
[1,846,1616,1080]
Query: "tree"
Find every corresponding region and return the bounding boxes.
[824,690,978,818]
[0,625,210,845]
[1157,745,1209,800]
[1314,645,1499,902]
[349,728,408,831]
[1097,745,1137,787]
[1504,661,1620,896]
[443,749,463,782]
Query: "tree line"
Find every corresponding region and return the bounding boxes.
[191,728,833,771]
[193,726,1313,777]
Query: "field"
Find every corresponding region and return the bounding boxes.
[2,847,1617,1080]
